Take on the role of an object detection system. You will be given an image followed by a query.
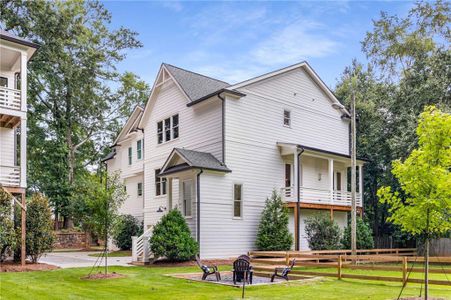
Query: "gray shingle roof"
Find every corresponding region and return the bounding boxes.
[0,29,39,48]
[159,148,231,176]
[163,63,229,102]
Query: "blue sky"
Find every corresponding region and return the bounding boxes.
[103,1,414,88]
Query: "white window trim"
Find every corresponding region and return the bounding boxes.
[182,179,193,218]
[283,109,291,128]
[157,113,179,145]
[155,169,167,196]
[232,182,243,220]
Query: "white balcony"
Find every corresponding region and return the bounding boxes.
[0,87,21,110]
[0,165,20,187]
[281,186,362,207]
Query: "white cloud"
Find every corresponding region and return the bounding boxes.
[161,1,183,12]
[251,20,338,66]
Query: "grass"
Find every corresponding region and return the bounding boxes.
[0,265,450,300]
[88,250,132,258]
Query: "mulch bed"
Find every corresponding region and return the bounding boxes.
[81,272,126,280]
[152,258,235,267]
[0,261,59,272]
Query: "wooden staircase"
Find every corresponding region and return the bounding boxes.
[131,227,154,265]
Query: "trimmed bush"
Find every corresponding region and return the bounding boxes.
[341,218,374,249]
[25,193,55,263]
[305,214,342,250]
[150,209,198,262]
[256,190,293,250]
[113,214,143,250]
[0,188,17,261]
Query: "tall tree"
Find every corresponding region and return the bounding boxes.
[0,0,150,228]
[378,106,451,300]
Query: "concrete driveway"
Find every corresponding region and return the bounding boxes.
[39,251,134,268]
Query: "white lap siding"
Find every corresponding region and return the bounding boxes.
[121,174,144,221]
[141,79,223,229]
[0,127,16,166]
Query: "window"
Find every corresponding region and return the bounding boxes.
[155,169,167,196]
[14,73,20,90]
[128,147,132,165]
[137,140,142,160]
[336,172,342,191]
[283,110,291,127]
[233,184,243,218]
[0,77,7,88]
[137,182,143,197]
[157,114,179,144]
[172,114,179,139]
[182,180,192,217]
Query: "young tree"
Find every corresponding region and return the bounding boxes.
[305,215,342,250]
[150,209,198,262]
[255,190,293,251]
[0,0,150,228]
[23,193,55,263]
[0,188,17,262]
[378,106,451,299]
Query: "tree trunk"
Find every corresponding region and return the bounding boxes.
[64,86,75,230]
[424,237,429,300]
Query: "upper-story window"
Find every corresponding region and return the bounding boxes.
[137,139,143,160]
[128,147,132,165]
[283,110,291,127]
[155,169,167,196]
[0,77,8,88]
[157,114,179,144]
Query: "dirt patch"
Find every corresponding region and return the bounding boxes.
[0,261,59,272]
[82,272,126,280]
[152,258,234,267]
[398,298,447,300]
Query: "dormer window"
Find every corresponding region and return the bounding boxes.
[157,114,179,144]
[283,109,291,127]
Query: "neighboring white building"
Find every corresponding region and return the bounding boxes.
[0,30,38,199]
[105,62,365,260]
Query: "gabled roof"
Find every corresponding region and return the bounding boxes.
[0,30,39,59]
[163,63,230,102]
[101,149,116,163]
[229,61,350,117]
[159,148,231,176]
[112,105,143,145]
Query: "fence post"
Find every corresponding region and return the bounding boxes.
[402,256,408,286]
[338,255,342,279]
[286,251,290,265]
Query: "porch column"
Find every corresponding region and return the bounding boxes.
[20,118,27,188]
[328,159,334,204]
[358,164,363,207]
[293,150,299,250]
[20,52,27,111]
[168,178,172,209]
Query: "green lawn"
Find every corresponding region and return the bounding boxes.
[88,250,132,257]
[0,265,450,300]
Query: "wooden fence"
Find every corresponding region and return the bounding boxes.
[248,249,451,286]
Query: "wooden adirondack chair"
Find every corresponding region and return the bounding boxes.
[271,259,296,282]
[195,255,221,281]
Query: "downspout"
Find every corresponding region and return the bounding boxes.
[296,146,304,251]
[196,169,203,249]
[217,93,225,163]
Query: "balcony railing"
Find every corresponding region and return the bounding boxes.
[0,87,21,110]
[281,186,362,207]
[0,165,20,187]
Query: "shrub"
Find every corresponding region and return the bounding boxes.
[305,214,341,250]
[25,193,55,263]
[113,214,143,250]
[341,218,374,249]
[0,188,17,261]
[256,190,293,250]
[150,209,198,261]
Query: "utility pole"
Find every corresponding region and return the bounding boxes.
[350,79,357,256]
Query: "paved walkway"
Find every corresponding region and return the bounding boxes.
[39,251,134,268]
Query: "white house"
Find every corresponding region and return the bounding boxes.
[104,61,365,260]
[0,30,38,199]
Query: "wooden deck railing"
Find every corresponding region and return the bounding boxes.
[0,165,20,187]
[249,249,451,286]
[281,186,363,207]
[0,86,21,110]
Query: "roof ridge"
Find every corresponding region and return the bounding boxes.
[163,63,230,85]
